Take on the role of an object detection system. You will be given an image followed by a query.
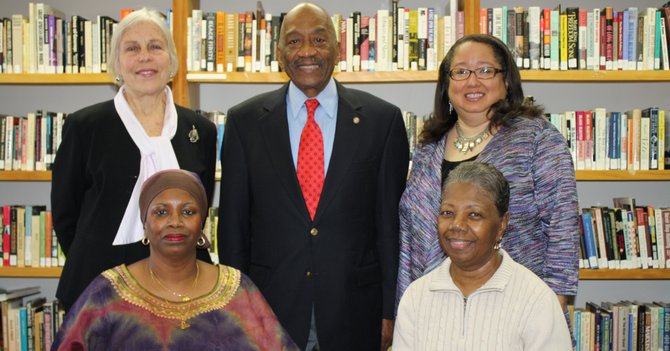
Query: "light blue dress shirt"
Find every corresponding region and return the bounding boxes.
[286,78,338,172]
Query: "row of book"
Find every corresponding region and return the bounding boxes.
[0,286,63,351]
[481,5,670,71]
[579,198,670,270]
[548,107,670,171]
[187,0,463,73]
[0,112,66,172]
[0,3,127,74]
[0,205,62,268]
[571,301,670,351]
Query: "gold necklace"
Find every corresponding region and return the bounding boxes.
[148,261,200,329]
[148,261,200,302]
[453,122,490,154]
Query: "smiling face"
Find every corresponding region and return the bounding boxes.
[145,188,202,258]
[117,21,172,98]
[437,181,508,272]
[447,41,507,121]
[277,4,339,97]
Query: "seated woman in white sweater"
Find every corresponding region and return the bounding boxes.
[393,161,572,350]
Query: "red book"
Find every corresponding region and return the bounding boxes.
[339,18,347,71]
[2,205,10,266]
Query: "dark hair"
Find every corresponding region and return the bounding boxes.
[420,34,544,144]
[443,161,510,216]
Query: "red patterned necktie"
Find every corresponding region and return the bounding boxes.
[297,99,323,220]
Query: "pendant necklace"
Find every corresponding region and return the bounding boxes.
[453,121,490,154]
[148,261,200,329]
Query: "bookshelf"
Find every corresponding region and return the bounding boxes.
[0,0,669,305]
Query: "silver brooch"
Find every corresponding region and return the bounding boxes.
[188,125,199,143]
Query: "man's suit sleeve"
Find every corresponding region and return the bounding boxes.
[217,111,251,272]
[376,107,410,319]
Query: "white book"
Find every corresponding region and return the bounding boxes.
[660,17,670,70]
[594,108,608,170]
[12,14,24,73]
[346,17,353,72]
[443,15,453,61]
[396,7,405,70]
[29,2,39,73]
[191,9,201,71]
[186,17,192,71]
[376,10,389,72]
[640,115,650,170]
[492,7,503,41]
[593,8,601,71]
[528,7,541,70]
[620,112,628,170]
[92,18,100,73]
[403,9,410,71]
[84,20,92,73]
[39,115,47,171]
[250,19,257,72]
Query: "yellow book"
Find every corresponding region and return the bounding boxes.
[560,12,568,70]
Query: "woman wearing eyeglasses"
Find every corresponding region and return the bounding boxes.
[396,34,579,317]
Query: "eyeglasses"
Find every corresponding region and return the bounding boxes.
[448,67,505,81]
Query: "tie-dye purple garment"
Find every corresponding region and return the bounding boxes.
[52,264,299,351]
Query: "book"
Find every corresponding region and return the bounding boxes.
[0,287,39,302]
[581,208,599,268]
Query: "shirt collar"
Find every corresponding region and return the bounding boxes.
[287,77,337,120]
[428,249,513,293]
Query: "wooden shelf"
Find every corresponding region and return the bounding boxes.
[0,267,62,278]
[576,170,670,181]
[1,267,667,279]
[0,171,52,181]
[0,73,113,84]
[187,70,439,83]
[521,70,670,81]
[579,268,670,280]
[0,170,668,182]
[186,70,670,84]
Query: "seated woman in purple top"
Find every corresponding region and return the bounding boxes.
[52,170,298,351]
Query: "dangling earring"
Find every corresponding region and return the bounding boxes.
[196,234,207,248]
[493,239,502,250]
[169,72,174,79]
[448,101,454,114]
[115,75,123,83]
[141,237,150,246]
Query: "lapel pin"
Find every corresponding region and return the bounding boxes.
[188,125,199,143]
[353,116,360,124]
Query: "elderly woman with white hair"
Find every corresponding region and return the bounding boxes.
[51,7,217,311]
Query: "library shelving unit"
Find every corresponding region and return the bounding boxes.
[1,0,669,304]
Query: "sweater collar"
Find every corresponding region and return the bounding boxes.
[428,249,514,294]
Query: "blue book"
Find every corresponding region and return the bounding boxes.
[581,209,599,268]
[19,306,28,351]
[24,205,31,266]
[574,309,582,351]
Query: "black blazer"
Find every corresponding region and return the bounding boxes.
[51,100,217,310]
[218,82,409,350]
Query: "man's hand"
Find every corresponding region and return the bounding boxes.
[381,318,394,351]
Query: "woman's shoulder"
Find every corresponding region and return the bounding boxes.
[66,100,116,123]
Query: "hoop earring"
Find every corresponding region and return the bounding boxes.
[197,235,207,248]
[141,237,150,246]
[493,239,502,250]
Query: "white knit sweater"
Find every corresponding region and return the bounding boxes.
[393,249,572,351]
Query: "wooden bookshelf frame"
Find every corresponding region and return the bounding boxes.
[1,170,668,182]
[1,267,668,279]
[0,267,62,278]
[579,268,670,280]
[0,73,112,84]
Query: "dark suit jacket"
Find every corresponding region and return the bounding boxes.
[218,82,409,350]
[51,100,217,310]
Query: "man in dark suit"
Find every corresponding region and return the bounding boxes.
[217,3,409,350]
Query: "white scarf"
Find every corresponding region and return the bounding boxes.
[112,85,179,245]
